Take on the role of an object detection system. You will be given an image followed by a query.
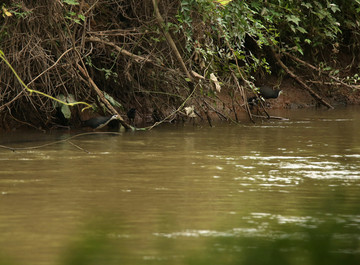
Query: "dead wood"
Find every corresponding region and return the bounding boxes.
[76,63,132,130]
[269,46,334,109]
[87,36,156,65]
[231,72,255,122]
[284,51,360,90]
[151,0,194,83]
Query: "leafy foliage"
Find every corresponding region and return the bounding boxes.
[0,0,359,129]
[173,0,360,89]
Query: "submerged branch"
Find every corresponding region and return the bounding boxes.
[0,132,121,152]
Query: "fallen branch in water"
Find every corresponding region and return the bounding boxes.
[252,114,289,120]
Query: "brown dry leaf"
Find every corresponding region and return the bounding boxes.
[210,73,221,93]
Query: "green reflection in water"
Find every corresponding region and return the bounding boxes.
[54,210,360,265]
[184,218,360,265]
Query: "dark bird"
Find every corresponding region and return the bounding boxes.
[248,86,282,105]
[152,109,162,123]
[127,108,136,125]
[83,114,119,130]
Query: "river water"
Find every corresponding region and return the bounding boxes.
[0,106,360,265]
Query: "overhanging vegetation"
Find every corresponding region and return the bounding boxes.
[0,0,359,130]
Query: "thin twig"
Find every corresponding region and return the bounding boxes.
[266,40,334,109]
[284,51,360,90]
[68,140,90,153]
[146,83,198,130]
[26,47,73,87]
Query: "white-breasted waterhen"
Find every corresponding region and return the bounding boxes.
[248,86,282,105]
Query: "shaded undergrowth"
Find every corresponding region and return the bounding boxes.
[1,0,359,130]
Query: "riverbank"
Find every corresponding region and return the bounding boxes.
[1,1,360,131]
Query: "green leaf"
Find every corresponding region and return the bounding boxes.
[328,3,340,13]
[216,0,233,6]
[62,0,79,5]
[54,94,74,119]
[290,25,296,33]
[297,26,307,34]
[61,104,71,119]
[301,3,312,9]
[54,94,66,107]
[66,94,76,103]
[103,92,122,108]
[286,15,301,26]
[78,14,85,22]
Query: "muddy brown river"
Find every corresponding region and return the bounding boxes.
[0,106,360,265]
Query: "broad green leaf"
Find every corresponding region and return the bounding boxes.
[78,14,85,22]
[54,94,73,119]
[286,15,301,26]
[215,0,233,6]
[297,26,307,34]
[62,0,79,5]
[103,92,122,108]
[301,3,312,9]
[61,104,71,119]
[66,94,76,103]
[329,3,340,13]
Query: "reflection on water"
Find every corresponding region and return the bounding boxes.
[0,107,360,264]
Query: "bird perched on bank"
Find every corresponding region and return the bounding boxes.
[127,108,136,125]
[248,85,282,106]
[83,114,119,130]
